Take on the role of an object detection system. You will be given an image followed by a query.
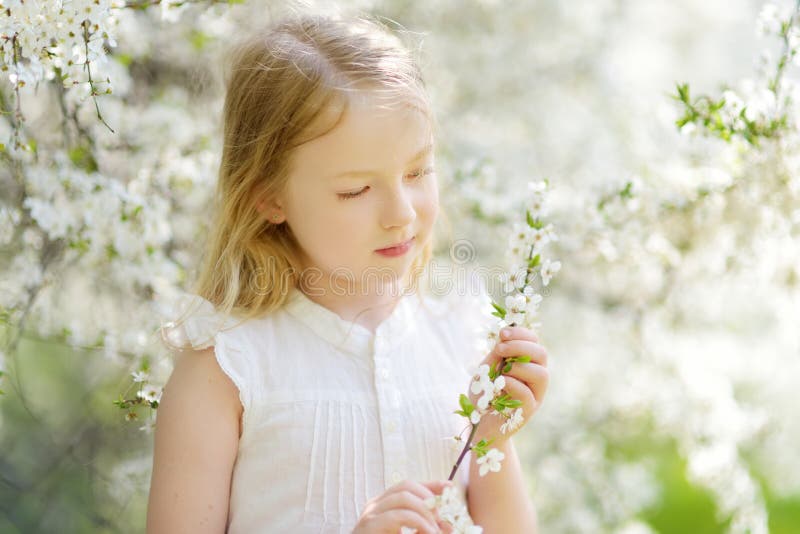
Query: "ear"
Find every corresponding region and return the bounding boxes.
[255,195,286,224]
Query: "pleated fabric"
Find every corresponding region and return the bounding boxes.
[171,286,486,533]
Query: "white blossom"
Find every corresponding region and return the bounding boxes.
[424,485,483,533]
[470,364,505,411]
[476,448,505,476]
[137,385,162,404]
[500,407,525,435]
[131,371,149,383]
[540,258,562,286]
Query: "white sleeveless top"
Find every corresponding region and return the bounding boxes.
[162,286,487,534]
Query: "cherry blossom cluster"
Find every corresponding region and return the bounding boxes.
[435,180,559,531]
[0,0,121,148]
[424,484,483,534]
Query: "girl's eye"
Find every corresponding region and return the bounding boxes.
[337,186,369,200]
[336,168,434,200]
[407,167,436,180]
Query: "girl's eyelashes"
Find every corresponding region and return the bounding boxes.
[336,167,436,201]
[407,166,436,179]
[338,187,369,200]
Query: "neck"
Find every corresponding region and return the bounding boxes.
[296,274,410,335]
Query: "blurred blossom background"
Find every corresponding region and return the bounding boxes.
[2,0,799,532]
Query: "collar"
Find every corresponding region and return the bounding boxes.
[283,287,419,358]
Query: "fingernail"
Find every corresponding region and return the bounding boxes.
[501,328,511,339]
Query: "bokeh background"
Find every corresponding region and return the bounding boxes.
[2,0,799,532]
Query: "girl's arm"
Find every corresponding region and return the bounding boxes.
[146,346,242,534]
[467,438,539,534]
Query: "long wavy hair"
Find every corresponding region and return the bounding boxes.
[193,13,438,321]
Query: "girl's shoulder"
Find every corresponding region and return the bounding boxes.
[158,292,280,352]
[156,292,280,428]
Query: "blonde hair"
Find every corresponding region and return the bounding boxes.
[194,13,438,321]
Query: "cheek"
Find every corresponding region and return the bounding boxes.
[306,203,373,260]
[286,191,354,253]
[418,180,439,224]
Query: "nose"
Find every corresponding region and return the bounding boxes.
[380,183,416,229]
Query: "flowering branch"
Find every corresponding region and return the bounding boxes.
[427,179,560,533]
[672,1,800,146]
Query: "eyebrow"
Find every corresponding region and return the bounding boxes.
[330,143,434,179]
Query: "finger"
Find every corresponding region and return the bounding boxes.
[502,374,539,412]
[504,363,550,403]
[499,326,539,343]
[373,492,440,532]
[384,508,440,534]
[377,481,447,527]
[387,479,447,501]
[421,480,455,523]
[492,339,547,366]
[420,479,454,497]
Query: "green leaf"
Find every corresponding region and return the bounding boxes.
[491,393,524,411]
[472,438,493,457]
[503,362,512,373]
[189,30,213,51]
[488,361,500,380]
[459,393,474,415]
[675,82,690,103]
[68,238,90,253]
[526,210,536,227]
[528,254,541,269]
[491,302,506,319]
[115,53,133,68]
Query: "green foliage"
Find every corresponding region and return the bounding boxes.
[471,438,495,458]
[490,393,523,412]
[67,145,99,173]
[490,301,506,319]
[454,393,475,419]
[671,82,788,147]
[0,337,150,532]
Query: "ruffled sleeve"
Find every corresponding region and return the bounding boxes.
[159,292,231,351]
[158,292,254,426]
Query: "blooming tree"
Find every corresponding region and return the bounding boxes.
[2,1,799,533]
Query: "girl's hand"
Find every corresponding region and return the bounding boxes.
[353,479,453,534]
[467,326,550,448]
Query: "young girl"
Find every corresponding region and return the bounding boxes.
[146,12,548,534]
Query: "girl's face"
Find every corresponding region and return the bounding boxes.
[275,95,439,294]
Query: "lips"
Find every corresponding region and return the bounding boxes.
[375,237,415,256]
[376,236,415,252]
